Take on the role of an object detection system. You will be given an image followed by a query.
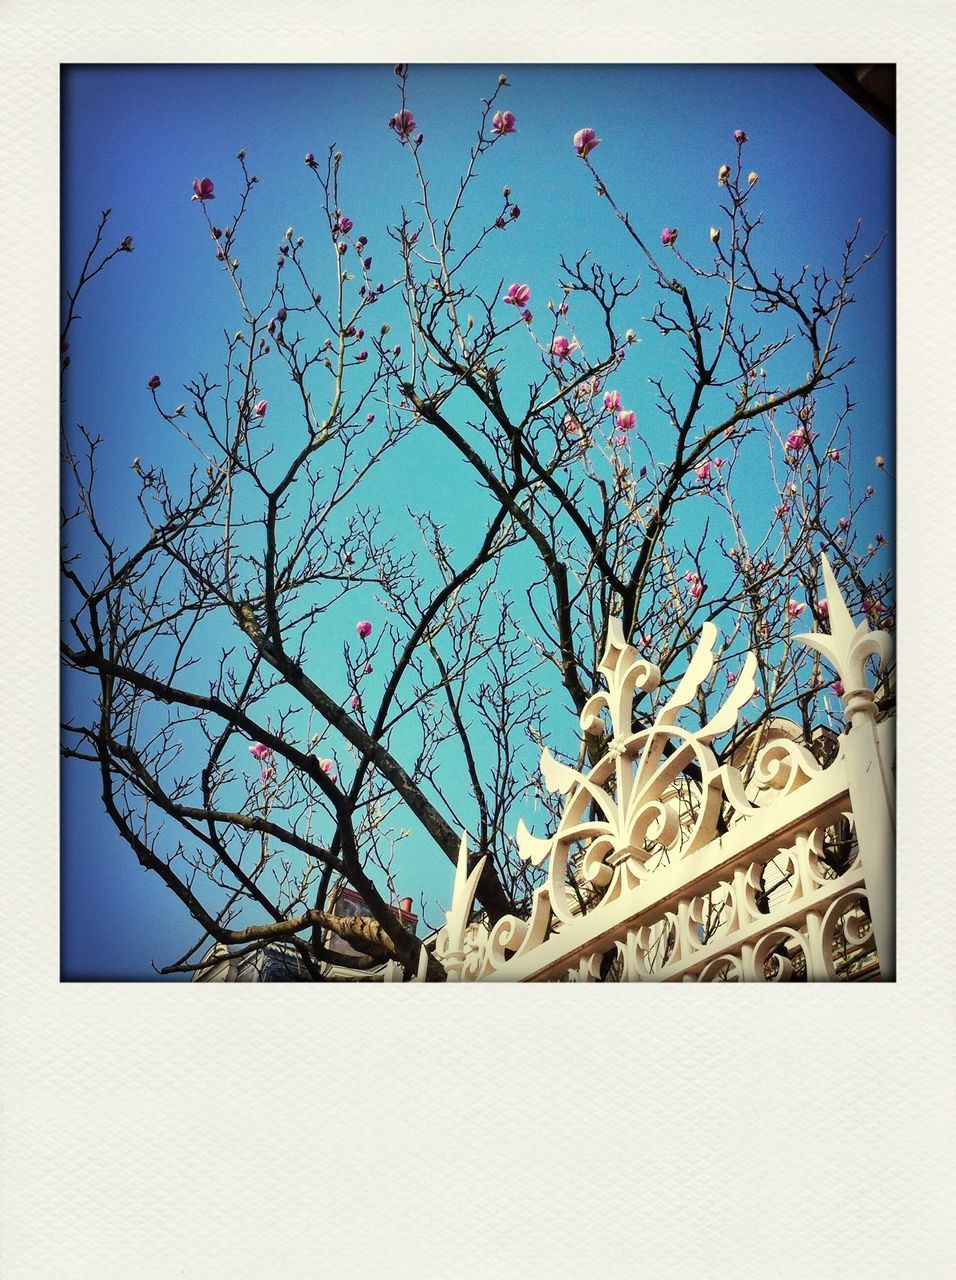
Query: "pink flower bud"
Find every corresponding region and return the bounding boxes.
[261,765,275,783]
[277,306,287,322]
[573,128,600,159]
[832,680,845,697]
[350,694,362,711]
[147,374,161,390]
[364,662,373,674]
[356,350,368,362]
[254,400,268,418]
[249,742,272,762]
[695,460,712,482]
[603,389,622,412]
[660,227,679,248]
[734,130,748,144]
[356,620,373,639]
[366,413,375,424]
[305,152,316,166]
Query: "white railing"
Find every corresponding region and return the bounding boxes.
[386,555,894,983]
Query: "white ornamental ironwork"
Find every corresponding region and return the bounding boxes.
[383,555,894,983]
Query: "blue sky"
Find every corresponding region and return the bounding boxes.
[61,64,894,979]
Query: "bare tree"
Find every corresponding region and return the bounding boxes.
[61,68,893,979]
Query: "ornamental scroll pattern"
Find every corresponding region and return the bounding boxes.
[390,554,891,983]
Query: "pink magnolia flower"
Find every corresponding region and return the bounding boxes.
[356,350,368,362]
[786,425,812,454]
[818,600,829,618]
[366,413,375,424]
[192,177,215,202]
[875,531,885,544]
[260,765,276,783]
[305,152,317,167]
[695,460,712,482]
[865,485,875,497]
[551,336,574,361]
[828,449,841,462]
[838,516,850,530]
[832,680,845,697]
[717,164,731,185]
[503,283,531,308]
[335,214,353,235]
[660,227,679,248]
[521,309,533,324]
[389,109,417,139]
[688,578,704,601]
[364,662,373,675]
[254,400,268,418]
[727,670,738,685]
[614,433,628,447]
[603,390,622,412]
[249,742,272,762]
[563,413,582,437]
[147,374,161,390]
[350,694,363,711]
[491,110,517,137]
[573,128,600,158]
[356,620,373,639]
[276,306,288,323]
[734,129,749,144]
[316,757,337,784]
[616,409,637,432]
[787,600,806,620]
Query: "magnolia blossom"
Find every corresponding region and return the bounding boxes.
[316,757,337,784]
[616,409,637,431]
[249,743,272,762]
[254,400,268,418]
[786,425,812,455]
[335,214,353,235]
[734,129,748,144]
[865,485,875,497]
[563,413,583,437]
[573,127,600,158]
[192,177,215,201]
[832,680,845,697]
[147,374,161,390]
[818,600,829,618]
[603,389,622,412]
[491,110,517,137]
[718,164,731,185]
[260,765,276,783]
[521,309,533,323]
[305,152,317,167]
[388,109,417,138]
[364,662,373,675]
[838,516,850,530]
[350,694,362,711]
[614,434,628,447]
[551,336,574,361]
[829,449,842,463]
[503,282,531,308]
[709,226,720,245]
[695,460,712,482]
[748,171,759,185]
[687,576,704,601]
[356,620,373,639]
[660,227,679,248]
[787,600,806,620]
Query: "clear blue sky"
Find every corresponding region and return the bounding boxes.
[61,64,893,979]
